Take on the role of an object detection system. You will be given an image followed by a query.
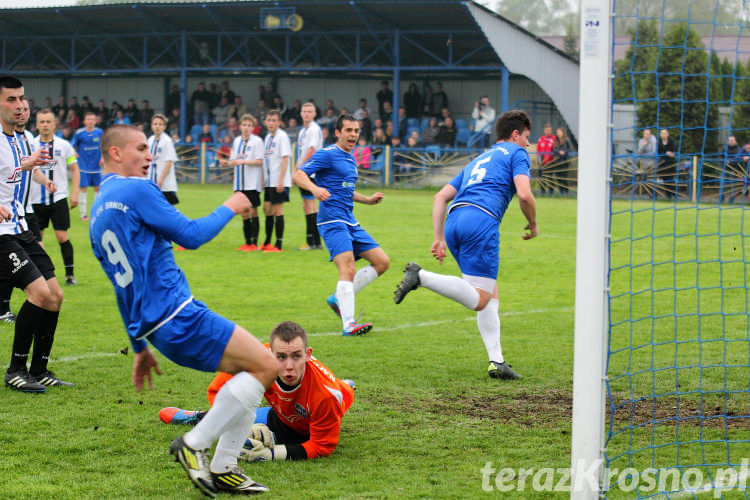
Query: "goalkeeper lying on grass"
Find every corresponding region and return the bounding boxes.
[160,320,355,461]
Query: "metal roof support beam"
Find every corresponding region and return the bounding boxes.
[501,65,509,113]
[132,5,178,61]
[179,30,187,140]
[109,37,142,70]
[350,1,392,65]
[147,39,179,69]
[392,28,401,151]
[401,34,447,66]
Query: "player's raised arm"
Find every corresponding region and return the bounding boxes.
[292,168,330,201]
[513,174,538,240]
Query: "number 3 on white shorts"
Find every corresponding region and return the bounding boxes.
[102,229,134,287]
[467,156,490,186]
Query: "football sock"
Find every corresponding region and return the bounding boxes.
[264,216,274,245]
[249,217,259,245]
[353,265,378,293]
[0,276,12,314]
[242,218,252,245]
[79,195,87,218]
[305,213,315,246]
[477,299,504,363]
[185,371,263,452]
[274,215,284,249]
[418,270,480,310]
[211,415,254,473]
[336,280,355,327]
[60,240,74,276]
[8,301,41,372]
[312,214,321,247]
[29,309,59,375]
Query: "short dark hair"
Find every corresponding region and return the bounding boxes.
[0,75,22,91]
[267,109,281,119]
[84,111,96,118]
[335,113,357,132]
[495,109,531,141]
[269,321,308,347]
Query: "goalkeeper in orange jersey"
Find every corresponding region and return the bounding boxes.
[159,321,355,461]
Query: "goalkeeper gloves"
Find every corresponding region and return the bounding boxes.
[249,423,275,447]
[239,438,287,462]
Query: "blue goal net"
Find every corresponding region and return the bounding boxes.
[605,0,750,496]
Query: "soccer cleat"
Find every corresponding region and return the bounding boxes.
[260,243,275,251]
[343,379,356,390]
[169,435,218,498]
[4,368,46,392]
[342,322,372,336]
[235,244,251,251]
[32,370,74,387]
[394,262,422,304]
[297,243,311,251]
[174,246,187,251]
[262,246,282,253]
[159,407,205,425]
[244,244,260,252]
[0,311,17,323]
[488,361,522,380]
[81,216,89,221]
[65,276,77,286]
[326,294,341,318]
[212,466,270,494]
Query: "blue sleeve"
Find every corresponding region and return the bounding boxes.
[511,149,531,178]
[130,336,148,353]
[449,169,464,191]
[135,181,234,249]
[71,133,79,148]
[301,149,327,176]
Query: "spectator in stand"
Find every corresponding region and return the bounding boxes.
[421,84,435,118]
[108,102,121,125]
[94,114,105,130]
[191,82,212,125]
[397,107,407,140]
[380,101,393,123]
[373,118,383,133]
[272,96,287,119]
[353,99,370,121]
[264,82,280,105]
[166,84,181,115]
[372,127,390,147]
[325,99,339,116]
[657,129,678,181]
[404,83,421,119]
[167,108,181,138]
[438,107,451,127]
[125,99,140,124]
[81,96,95,117]
[209,82,220,108]
[385,120,395,143]
[286,117,301,144]
[140,100,154,131]
[220,117,240,142]
[220,81,235,104]
[376,81,393,119]
[184,134,193,144]
[213,96,232,128]
[359,110,373,142]
[308,99,322,121]
[321,127,335,146]
[96,99,109,123]
[228,95,248,122]
[114,109,130,125]
[422,117,440,145]
[69,96,82,121]
[638,128,657,171]
[536,123,556,193]
[52,95,67,121]
[198,123,214,143]
[471,96,496,147]
[721,135,742,162]
[316,108,337,135]
[43,97,52,110]
[254,99,269,124]
[65,108,80,131]
[432,82,449,117]
[391,136,402,148]
[437,116,457,148]
[258,84,267,102]
[353,137,372,169]
[554,127,574,194]
[284,100,302,125]
[408,130,422,147]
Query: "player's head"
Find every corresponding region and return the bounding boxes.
[659,129,669,140]
[300,102,316,124]
[269,321,311,386]
[84,111,96,130]
[0,76,25,129]
[335,113,360,153]
[494,109,531,147]
[265,110,281,133]
[101,124,152,178]
[151,113,167,135]
[36,108,56,137]
[544,123,552,135]
[239,114,256,137]
[16,101,29,131]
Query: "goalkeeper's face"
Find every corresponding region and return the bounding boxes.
[271,337,312,386]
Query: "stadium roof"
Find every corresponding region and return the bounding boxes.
[0,0,579,133]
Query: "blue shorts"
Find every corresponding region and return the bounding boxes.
[148,299,235,372]
[299,187,315,200]
[318,221,379,261]
[80,171,101,188]
[445,206,500,280]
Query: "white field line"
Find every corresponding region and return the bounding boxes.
[52,306,574,362]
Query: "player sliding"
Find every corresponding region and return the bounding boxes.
[160,321,355,462]
[293,114,389,336]
[394,110,538,380]
[89,125,277,496]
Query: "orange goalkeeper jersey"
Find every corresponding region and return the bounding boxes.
[207,353,354,459]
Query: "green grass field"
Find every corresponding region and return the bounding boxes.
[0,183,746,499]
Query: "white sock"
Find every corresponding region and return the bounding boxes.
[184,372,263,452]
[353,265,378,293]
[418,270,479,310]
[477,299,504,363]
[336,280,355,327]
[79,194,87,218]
[210,417,254,473]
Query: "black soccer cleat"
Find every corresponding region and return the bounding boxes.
[169,435,218,498]
[488,361,522,380]
[212,466,270,495]
[394,262,422,304]
[5,368,47,392]
[65,276,77,286]
[0,311,17,324]
[32,370,74,387]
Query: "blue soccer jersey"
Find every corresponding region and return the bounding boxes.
[89,174,234,352]
[71,127,103,173]
[448,142,531,222]
[300,144,359,225]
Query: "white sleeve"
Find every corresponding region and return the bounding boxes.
[251,137,264,161]
[164,137,178,162]
[312,126,323,150]
[280,133,291,158]
[229,138,238,160]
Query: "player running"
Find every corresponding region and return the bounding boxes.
[160,321,355,462]
[292,114,389,336]
[219,114,264,251]
[89,125,277,496]
[393,110,538,380]
[71,111,103,220]
[294,102,323,250]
